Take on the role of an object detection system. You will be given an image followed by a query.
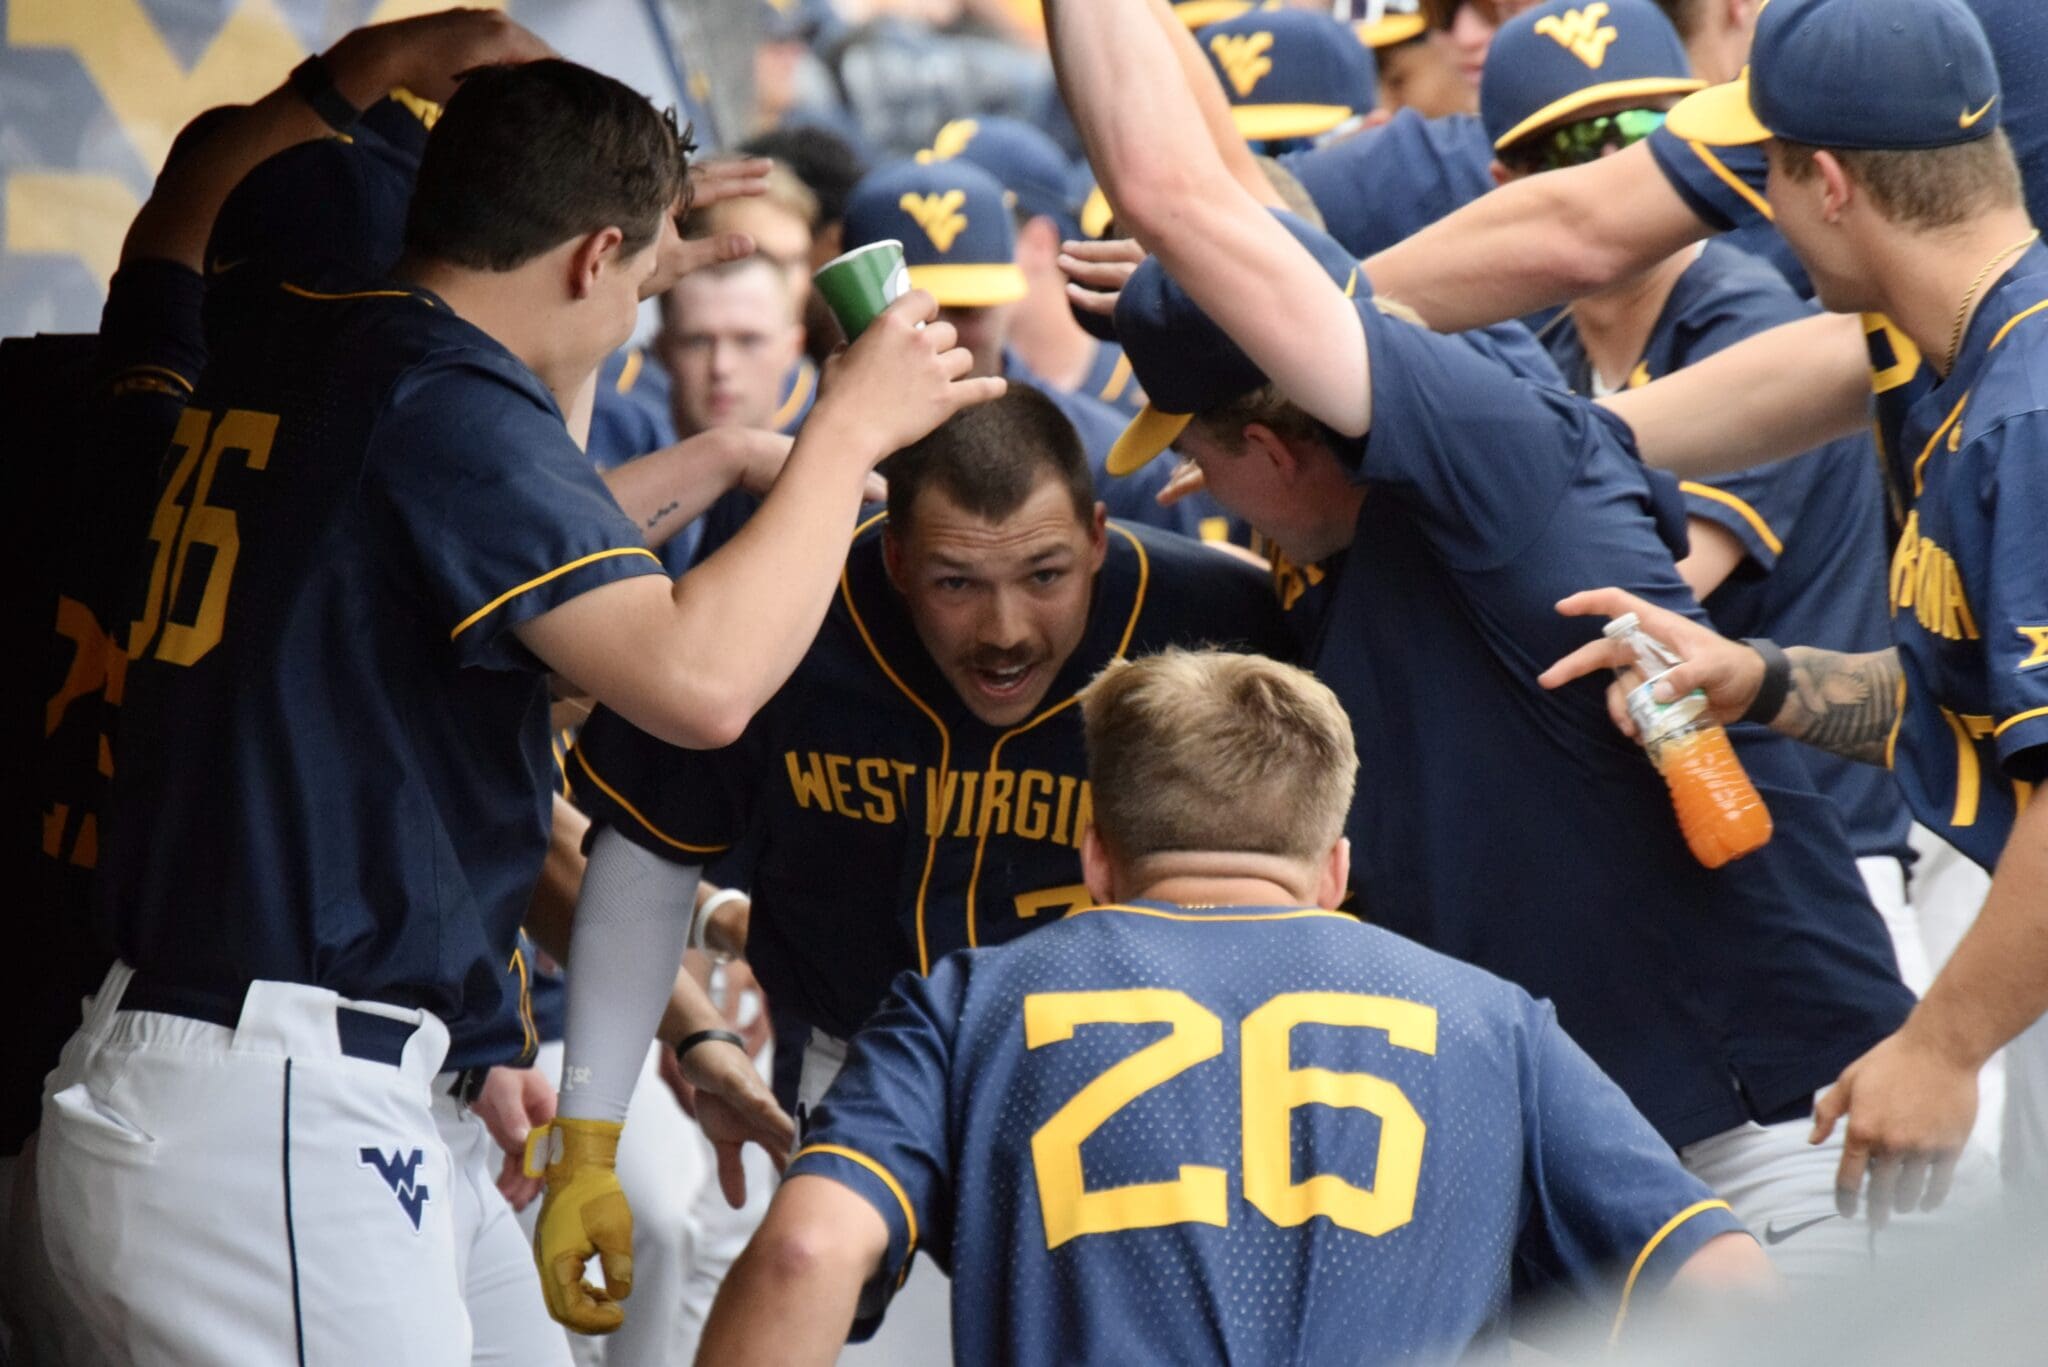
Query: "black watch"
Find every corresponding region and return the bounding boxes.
[1740,638,1792,725]
[289,54,365,134]
[675,1028,747,1063]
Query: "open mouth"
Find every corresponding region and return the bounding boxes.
[970,660,1038,700]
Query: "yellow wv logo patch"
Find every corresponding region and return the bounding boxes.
[1534,3,1619,68]
[917,118,980,165]
[1210,32,1276,98]
[900,191,970,253]
[2018,626,2048,671]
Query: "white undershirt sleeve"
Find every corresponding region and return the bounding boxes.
[556,825,701,1124]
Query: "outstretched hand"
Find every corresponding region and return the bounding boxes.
[1538,587,1764,738]
[1810,1029,1979,1227]
[815,290,1007,460]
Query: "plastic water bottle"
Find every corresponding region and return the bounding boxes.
[1603,612,1773,869]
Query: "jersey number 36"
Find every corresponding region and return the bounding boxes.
[1025,989,1436,1250]
[129,406,277,667]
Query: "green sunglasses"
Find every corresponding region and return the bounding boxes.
[1500,108,1667,175]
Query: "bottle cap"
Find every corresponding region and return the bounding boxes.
[1602,612,1640,640]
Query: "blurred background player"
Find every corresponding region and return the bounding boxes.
[698,648,1768,1364]
[917,116,1146,418]
[839,157,1203,534]
[1196,7,1378,155]
[1483,0,1923,987]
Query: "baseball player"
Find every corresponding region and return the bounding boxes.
[1540,0,2048,1219]
[528,387,1291,1334]
[917,116,1148,421]
[838,159,1210,537]
[1195,8,1378,155]
[696,649,1768,1365]
[1484,0,1920,983]
[33,56,997,1362]
[1048,0,1988,1281]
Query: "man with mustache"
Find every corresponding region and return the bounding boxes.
[534,385,1289,1333]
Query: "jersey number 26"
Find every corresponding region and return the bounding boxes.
[1025,988,1435,1250]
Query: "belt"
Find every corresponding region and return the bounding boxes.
[445,1066,492,1106]
[119,973,416,1068]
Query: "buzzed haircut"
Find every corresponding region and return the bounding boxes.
[884,385,1095,534]
[405,59,690,271]
[1081,649,1359,863]
[655,253,792,332]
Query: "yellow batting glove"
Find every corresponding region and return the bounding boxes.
[526,1118,633,1334]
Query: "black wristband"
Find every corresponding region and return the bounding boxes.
[1740,638,1792,725]
[675,1028,747,1063]
[289,54,364,134]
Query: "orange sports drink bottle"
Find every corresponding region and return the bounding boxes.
[1603,612,1772,869]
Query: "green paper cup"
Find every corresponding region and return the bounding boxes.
[813,239,910,341]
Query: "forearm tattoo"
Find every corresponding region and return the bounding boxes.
[1777,646,1903,766]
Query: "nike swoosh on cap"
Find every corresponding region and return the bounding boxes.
[1961,96,1998,130]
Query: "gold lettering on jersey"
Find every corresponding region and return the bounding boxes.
[2019,627,2048,672]
[784,751,1093,850]
[1863,314,1924,395]
[917,118,979,164]
[1889,511,1981,642]
[900,191,970,253]
[1270,549,1326,613]
[1533,4,1618,68]
[1209,32,1276,98]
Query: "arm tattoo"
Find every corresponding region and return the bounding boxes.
[1776,646,1903,766]
[644,500,680,532]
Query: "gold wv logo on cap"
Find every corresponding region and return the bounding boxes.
[1210,32,1276,98]
[900,190,971,253]
[1534,3,1618,68]
[917,118,980,164]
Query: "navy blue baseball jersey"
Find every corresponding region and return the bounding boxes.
[1886,241,2048,871]
[1283,110,1497,259]
[1541,242,1911,864]
[790,901,1746,1364]
[569,518,1291,1041]
[1077,338,1145,419]
[98,265,665,1030]
[1299,293,1912,1146]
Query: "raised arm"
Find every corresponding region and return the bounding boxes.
[514,292,1001,750]
[1044,0,1370,436]
[1361,139,1708,333]
[125,9,550,271]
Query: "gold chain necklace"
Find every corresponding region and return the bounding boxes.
[1946,230,2041,375]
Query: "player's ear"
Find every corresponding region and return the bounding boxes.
[1080,824,1116,904]
[1314,837,1351,912]
[568,226,627,300]
[1811,150,1854,223]
[882,524,907,590]
[1087,502,1109,570]
[1240,423,1299,482]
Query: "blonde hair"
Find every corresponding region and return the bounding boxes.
[688,162,821,236]
[1080,649,1358,863]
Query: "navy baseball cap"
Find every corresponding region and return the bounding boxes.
[1199,9,1377,143]
[1482,0,1702,152]
[918,116,1083,243]
[1348,0,1428,50]
[1667,0,2001,150]
[842,160,1028,308]
[1106,210,1363,476]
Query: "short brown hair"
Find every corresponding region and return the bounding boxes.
[1081,649,1358,863]
[406,60,689,270]
[884,385,1094,533]
[1771,130,2024,230]
[688,162,821,237]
